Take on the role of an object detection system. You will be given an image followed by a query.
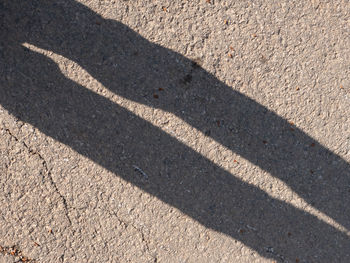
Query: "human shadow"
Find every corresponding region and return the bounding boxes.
[1,0,349,261]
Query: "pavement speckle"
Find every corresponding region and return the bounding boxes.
[1,0,349,262]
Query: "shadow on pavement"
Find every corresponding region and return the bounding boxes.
[1,0,349,261]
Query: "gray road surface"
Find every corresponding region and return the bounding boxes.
[1,0,350,262]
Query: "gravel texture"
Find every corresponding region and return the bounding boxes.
[0,0,350,262]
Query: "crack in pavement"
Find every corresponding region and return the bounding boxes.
[3,127,72,226]
[106,209,157,261]
[2,125,159,261]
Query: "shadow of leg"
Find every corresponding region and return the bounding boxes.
[0,42,349,262]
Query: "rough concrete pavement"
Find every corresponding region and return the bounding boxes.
[1,0,350,262]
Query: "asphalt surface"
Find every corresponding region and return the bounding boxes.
[0,0,350,262]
